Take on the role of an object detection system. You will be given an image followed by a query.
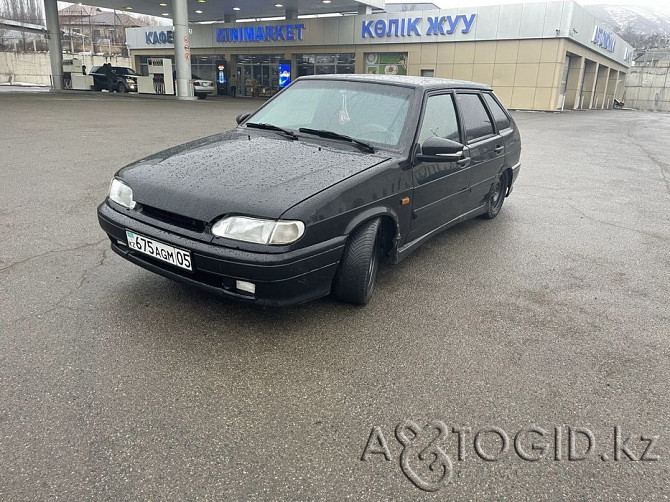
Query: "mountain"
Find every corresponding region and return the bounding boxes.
[582,3,670,49]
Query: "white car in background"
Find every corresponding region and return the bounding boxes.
[192,74,215,99]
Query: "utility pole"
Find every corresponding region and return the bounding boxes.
[113,9,117,55]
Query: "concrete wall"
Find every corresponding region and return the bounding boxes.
[0,52,132,85]
[624,67,670,112]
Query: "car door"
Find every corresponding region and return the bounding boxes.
[407,92,471,243]
[92,65,112,90]
[482,91,519,176]
[89,66,103,88]
[455,92,505,209]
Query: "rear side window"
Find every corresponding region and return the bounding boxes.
[483,93,511,131]
[457,93,494,143]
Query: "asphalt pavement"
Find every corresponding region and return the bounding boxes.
[1,91,669,500]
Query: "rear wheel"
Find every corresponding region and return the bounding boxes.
[482,171,508,219]
[333,219,382,305]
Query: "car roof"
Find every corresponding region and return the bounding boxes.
[297,74,491,91]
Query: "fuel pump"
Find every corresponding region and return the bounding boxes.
[137,58,174,95]
[62,58,93,90]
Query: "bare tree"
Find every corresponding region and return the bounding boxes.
[0,0,45,51]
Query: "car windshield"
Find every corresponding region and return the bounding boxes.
[247,79,415,149]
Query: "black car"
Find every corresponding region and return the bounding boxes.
[90,64,138,93]
[98,75,521,306]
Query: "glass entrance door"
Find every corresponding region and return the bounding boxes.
[236,54,283,97]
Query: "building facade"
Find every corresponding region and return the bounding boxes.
[125,0,633,110]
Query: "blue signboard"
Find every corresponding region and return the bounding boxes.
[592,26,616,52]
[279,62,291,88]
[216,24,305,43]
[361,15,476,39]
[145,30,174,44]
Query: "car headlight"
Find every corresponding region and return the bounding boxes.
[211,216,305,245]
[108,178,136,209]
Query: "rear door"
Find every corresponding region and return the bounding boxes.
[408,91,470,242]
[482,92,520,176]
[89,66,103,88]
[455,92,505,209]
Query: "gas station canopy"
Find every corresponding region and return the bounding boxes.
[44,0,384,95]
[75,0,384,22]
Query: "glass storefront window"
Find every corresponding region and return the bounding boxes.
[296,53,356,77]
[236,54,284,97]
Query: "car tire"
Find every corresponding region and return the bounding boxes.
[482,171,508,219]
[333,218,382,305]
[117,83,128,93]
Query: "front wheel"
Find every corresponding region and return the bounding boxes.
[117,83,128,93]
[482,171,508,219]
[333,219,382,305]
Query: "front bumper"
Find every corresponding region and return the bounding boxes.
[97,203,345,306]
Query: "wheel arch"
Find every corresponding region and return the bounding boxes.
[343,207,400,258]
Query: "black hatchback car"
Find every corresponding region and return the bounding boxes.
[90,64,138,93]
[98,75,521,306]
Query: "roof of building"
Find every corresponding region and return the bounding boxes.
[88,12,141,27]
[634,49,670,63]
[58,5,100,17]
[56,0,381,24]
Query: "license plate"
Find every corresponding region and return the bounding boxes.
[126,230,192,271]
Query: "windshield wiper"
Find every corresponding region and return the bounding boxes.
[246,122,298,140]
[298,128,375,153]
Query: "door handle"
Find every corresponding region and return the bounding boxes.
[494,145,504,154]
[457,157,471,167]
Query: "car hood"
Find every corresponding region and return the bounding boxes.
[118,130,391,222]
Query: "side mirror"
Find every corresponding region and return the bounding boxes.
[419,137,464,161]
[236,112,251,125]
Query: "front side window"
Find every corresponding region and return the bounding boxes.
[247,79,415,149]
[417,93,461,147]
[457,93,495,143]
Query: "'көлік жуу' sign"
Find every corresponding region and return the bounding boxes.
[361,15,476,38]
[216,24,305,43]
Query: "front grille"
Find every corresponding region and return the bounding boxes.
[140,205,207,233]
